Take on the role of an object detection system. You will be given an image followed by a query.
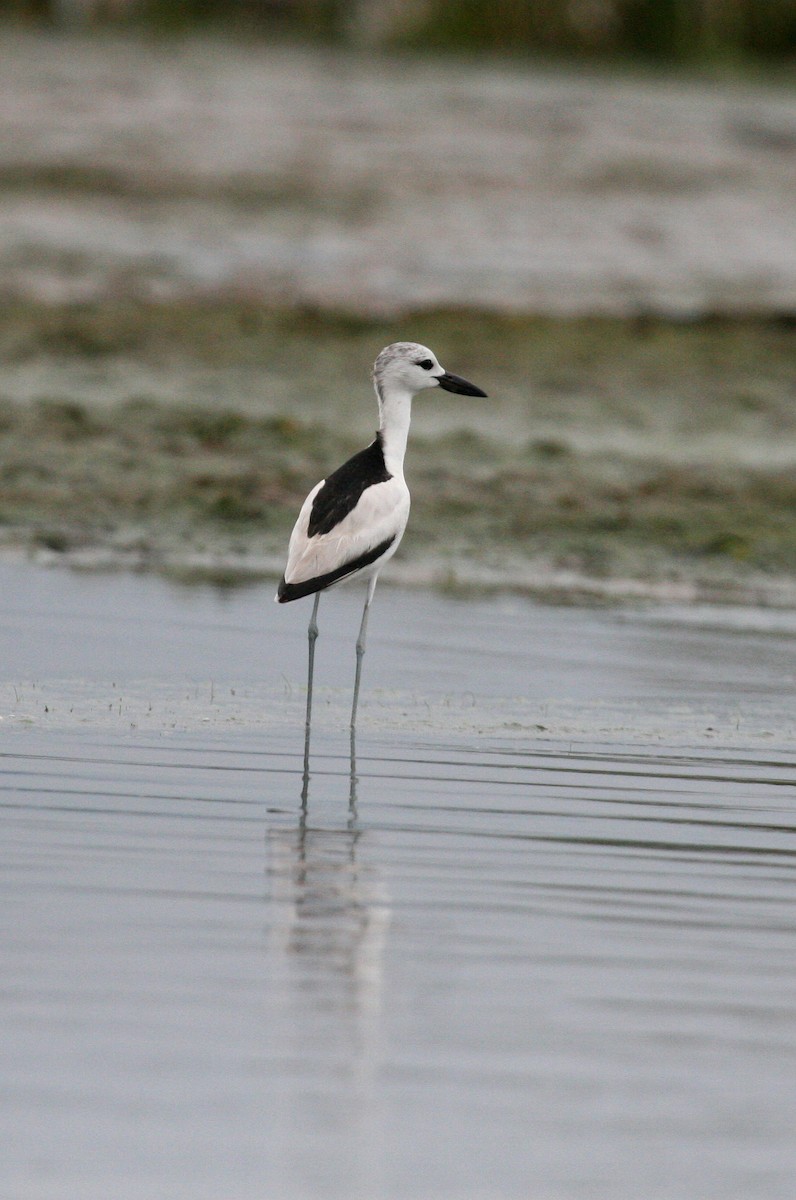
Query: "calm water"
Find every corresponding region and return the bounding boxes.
[2,564,796,1200]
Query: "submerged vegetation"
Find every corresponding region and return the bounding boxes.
[1,301,795,600]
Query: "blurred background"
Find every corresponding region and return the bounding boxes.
[5,0,796,61]
[0,0,795,599]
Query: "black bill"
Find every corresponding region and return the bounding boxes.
[435,371,488,398]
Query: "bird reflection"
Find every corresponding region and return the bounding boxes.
[269,734,388,1035]
[266,748,389,1196]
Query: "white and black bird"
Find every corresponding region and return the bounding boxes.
[276,341,487,733]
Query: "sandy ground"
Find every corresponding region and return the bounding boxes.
[1,31,795,316]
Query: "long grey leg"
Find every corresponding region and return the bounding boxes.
[305,590,321,731]
[302,591,321,790]
[350,574,378,731]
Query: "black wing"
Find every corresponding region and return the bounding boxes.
[307,434,391,538]
[276,534,396,602]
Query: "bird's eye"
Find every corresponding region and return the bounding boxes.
[416,359,434,370]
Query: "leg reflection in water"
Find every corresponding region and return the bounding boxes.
[267,753,391,1194]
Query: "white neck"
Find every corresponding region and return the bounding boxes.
[376,383,413,476]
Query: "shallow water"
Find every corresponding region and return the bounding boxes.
[2,564,796,1199]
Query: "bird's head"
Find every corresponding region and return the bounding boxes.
[373,342,487,400]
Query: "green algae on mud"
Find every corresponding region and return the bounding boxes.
[1,301,796,601]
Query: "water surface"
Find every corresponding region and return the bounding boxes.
[2,564,796,1199]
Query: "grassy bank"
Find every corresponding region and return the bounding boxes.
[1,302,795,602]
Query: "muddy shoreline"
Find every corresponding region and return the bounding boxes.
[1,303,795,606]
[2,33,795,605]
[1,31,795,317]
